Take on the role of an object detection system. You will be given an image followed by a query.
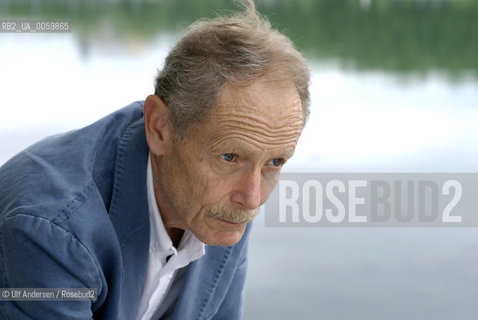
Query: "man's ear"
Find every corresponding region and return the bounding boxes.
[143,95,172,156]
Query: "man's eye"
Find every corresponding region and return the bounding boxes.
[271,158,283,167]
[222,154,235,162]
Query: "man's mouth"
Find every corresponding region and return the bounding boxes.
[217,217,242,225]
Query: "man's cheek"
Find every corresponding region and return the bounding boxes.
[189,166,215,202]
[262,182,276,204]
[264,172,281,195]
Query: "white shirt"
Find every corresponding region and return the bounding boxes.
[134,156,205,320]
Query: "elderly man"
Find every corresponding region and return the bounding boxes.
[0,1,309,319]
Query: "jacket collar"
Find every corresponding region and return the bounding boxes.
[109,114,150,319]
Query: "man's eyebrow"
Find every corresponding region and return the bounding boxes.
[211,139,296,158]
[278,147,296,159]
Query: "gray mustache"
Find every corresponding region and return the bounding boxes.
[206,204,258,223]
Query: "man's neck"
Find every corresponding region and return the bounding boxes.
[150,153,188,248]
[167,227,185,248]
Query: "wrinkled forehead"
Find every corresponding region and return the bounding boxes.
[218,79,302,121]
[204,79,304,148]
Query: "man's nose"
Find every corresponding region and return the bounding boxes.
[230,167,263,210]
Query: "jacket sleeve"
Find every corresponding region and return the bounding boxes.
[212,226,250,320]
[0,214,102,320]
[212,241,249,320]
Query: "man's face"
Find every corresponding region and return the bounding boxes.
[154,78,304,246]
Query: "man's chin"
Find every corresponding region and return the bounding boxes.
[198,219,249,246]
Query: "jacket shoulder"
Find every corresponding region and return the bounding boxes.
[0,101,145,224]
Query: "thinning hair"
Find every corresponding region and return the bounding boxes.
[154,0,310,139]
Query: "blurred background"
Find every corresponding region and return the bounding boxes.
[0,0,477,319]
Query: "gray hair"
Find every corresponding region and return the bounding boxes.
[154,0,310,139]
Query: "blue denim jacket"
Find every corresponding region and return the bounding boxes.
[0,101,249,320]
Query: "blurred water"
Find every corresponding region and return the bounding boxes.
[1,1,478,319]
